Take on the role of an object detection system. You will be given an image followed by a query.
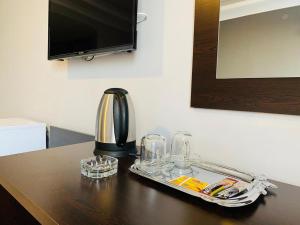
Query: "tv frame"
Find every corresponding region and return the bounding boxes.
[48,0,138,60]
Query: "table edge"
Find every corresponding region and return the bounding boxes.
[0,175,58,225]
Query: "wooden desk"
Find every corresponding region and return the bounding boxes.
[0,142,299,225]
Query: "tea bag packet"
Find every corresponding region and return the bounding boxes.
[169,176,190,186]
[216,180,249,199]
[169,176,209,192]
[202,178,238,196]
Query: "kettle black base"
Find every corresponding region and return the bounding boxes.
[94,141,136,158]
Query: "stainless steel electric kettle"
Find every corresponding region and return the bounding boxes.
[94,88,136,157]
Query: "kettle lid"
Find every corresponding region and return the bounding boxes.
[104,88,128,95]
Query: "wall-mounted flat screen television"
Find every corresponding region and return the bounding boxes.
[48,0,138,60]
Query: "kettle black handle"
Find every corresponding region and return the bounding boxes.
[113,92,129,147]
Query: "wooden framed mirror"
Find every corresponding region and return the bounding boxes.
[191,0,300,115]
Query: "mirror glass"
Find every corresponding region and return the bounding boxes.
[217,0,300,79]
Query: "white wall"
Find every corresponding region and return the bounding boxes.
[0,0,300,186]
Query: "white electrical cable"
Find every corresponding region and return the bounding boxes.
[137,13,148,24]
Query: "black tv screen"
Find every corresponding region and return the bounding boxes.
[48,0,138,60]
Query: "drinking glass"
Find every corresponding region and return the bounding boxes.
[140,134,166,175]
[171,132,193,175]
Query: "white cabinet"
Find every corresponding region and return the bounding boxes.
[0,118,46,156]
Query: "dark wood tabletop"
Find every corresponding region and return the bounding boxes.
[0,142,299,225]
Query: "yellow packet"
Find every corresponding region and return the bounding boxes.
[169,176,190,186]
[181,177,209,192]
[169,176,209,192]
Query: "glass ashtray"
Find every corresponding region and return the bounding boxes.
[80,155,118,179]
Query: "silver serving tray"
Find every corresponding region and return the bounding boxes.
[129,159,277,207]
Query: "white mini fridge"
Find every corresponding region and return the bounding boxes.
[0,118,46,156]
